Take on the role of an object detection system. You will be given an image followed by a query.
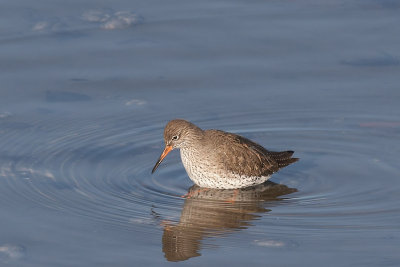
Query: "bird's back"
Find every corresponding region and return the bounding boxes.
[203,130,298,178]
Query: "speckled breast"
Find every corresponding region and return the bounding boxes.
[179,148,270,189]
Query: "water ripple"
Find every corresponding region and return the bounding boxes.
[0,109,399,257]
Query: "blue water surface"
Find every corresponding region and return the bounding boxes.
[0,0,399,266]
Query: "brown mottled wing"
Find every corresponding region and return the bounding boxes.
[205,130,287,177]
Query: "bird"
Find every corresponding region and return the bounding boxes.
[152,119,298,189]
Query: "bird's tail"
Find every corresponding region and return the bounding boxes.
[269,150,299,168]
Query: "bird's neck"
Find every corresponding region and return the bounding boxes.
[181,127,205,149]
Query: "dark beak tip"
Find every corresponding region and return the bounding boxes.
[151,159,162,174]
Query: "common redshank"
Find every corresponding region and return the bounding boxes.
[152,119,298,189]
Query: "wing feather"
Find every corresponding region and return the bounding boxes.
[205,130,284,177]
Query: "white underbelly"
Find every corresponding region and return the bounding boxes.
[180,149,270,189]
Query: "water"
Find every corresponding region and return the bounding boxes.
[1,0,400,266]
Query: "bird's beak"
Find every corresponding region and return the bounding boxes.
[152,145,173,173]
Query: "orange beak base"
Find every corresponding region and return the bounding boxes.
[151,145,173,173]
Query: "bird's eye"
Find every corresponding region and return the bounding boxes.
[172,135,179,141]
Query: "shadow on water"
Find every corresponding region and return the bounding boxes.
[161,181,297,262]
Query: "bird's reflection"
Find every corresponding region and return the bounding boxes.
[162,181,297,262]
